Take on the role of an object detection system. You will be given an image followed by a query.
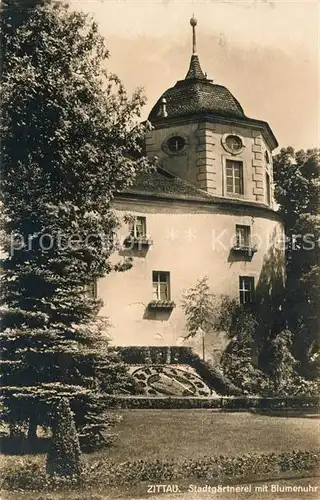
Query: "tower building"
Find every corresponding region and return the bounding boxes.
[97,18,285,358]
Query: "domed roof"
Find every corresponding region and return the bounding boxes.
[148,55,245,122]
[147,18,278,151]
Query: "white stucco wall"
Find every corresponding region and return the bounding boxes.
[97,197,285,349]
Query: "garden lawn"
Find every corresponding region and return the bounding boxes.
[1,411,319,499]
[92,409,320,462]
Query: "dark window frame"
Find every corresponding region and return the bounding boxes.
[152,271,171,301]
[239,276,255,304]
[226,159,244,195]
[167,136,186,153]
[266,172,271,206]
[236,225,251,248]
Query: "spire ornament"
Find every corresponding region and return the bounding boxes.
[190,16,197,55]
[185,16,206,80]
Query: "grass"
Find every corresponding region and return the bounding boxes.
[1,410,319,499]
[90,409,319,462]
[1,410,318,462]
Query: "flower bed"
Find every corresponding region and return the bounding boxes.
[1,450,319,492]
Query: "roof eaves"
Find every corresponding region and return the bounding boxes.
[150,112,278,151]
[115,191,283,220]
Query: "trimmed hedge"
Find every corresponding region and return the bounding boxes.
[180,350,241,396]
[1,449,319,491]
[102,395,320,410]
[115,346,241,396]
[46,398,82,478]
[115,346,181,364]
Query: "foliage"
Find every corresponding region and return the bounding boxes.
[181,276,217,338]
[261,330,302,396]
[46,397,82,479]
[221,345,268,395]
[215,296,315,396]
[0,0,151,446]
[212,296,264,394]
[181,281,269,394]
[215,296,258,340]
[179,349,241,396]
[273,147,319,238]
[2,448,319,491]
[273,147,320,377]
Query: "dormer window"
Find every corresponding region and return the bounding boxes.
[167,136,185,152]
[162,134,189,155]
[222,134,244,155]
[226,135,242,152]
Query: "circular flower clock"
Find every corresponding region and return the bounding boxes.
[131,365,212,396]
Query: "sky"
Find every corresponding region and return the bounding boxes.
[70,0,319,151]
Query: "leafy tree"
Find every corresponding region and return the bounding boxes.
[181,276,217,338]
[267,330,299,395]
[181,277,217,358]
[273,148,319,232]
[216,297,266,394]
[214,296,258,340]
[0,0,151,444]
[273,148,319,376]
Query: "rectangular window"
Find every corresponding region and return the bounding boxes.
[152,271,170,301]
[226,160,244,195]
[236,225,251,248]
[266,173,271,205]
[130,216,146,237]
[239,276,255,304]
[86,279,97,299]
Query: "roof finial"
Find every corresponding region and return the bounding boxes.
[190,15,197,55]
[159,97,167,118]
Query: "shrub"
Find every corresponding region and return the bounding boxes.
[46,398,82,479]
[221,340,269,395]
[179,349,242,396]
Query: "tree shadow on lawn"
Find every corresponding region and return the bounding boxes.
[251,410,319,419]
[0,436,50,455]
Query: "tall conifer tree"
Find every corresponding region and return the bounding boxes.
[0,0,151,444]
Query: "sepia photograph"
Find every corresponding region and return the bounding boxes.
[0,0,319,499]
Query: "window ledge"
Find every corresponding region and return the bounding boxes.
[148,300,176,310]
[124,235,153,247]
[232,245,258,254]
